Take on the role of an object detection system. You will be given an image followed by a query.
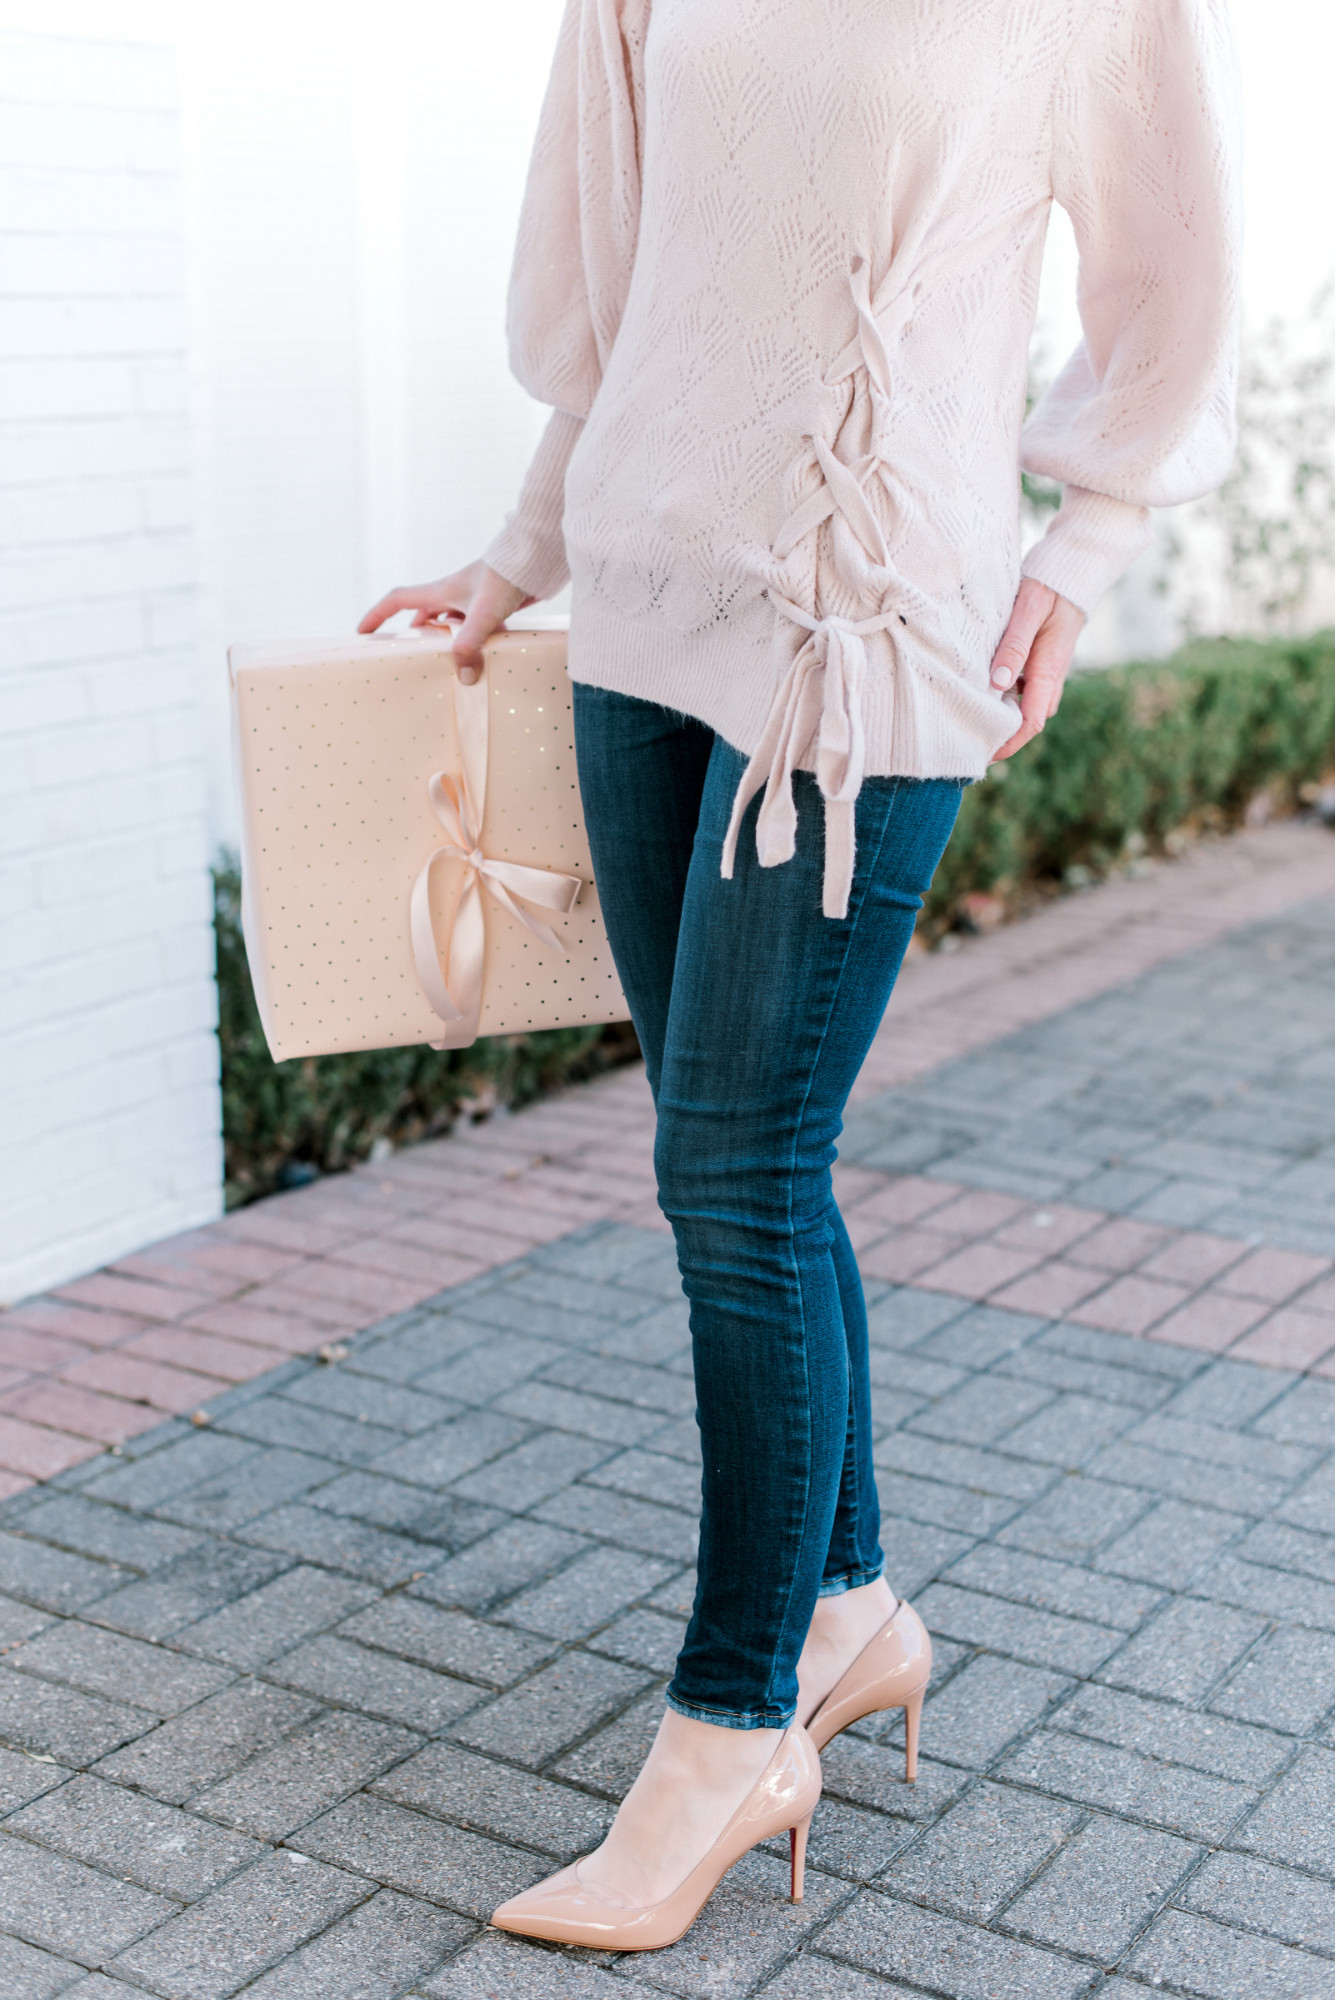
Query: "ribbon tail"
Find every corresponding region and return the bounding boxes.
[484,857,583,916]
[483,873,566,953]
[822,798,856,920]
[411,848,468,1034]
[429,874,485,1050]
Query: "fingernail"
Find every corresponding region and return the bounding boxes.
[992,669,1013,690]
[459,667,478,685]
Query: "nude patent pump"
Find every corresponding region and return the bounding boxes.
[805,1599,932,1780]
[489,1724,822,1951]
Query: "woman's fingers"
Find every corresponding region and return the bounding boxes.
[989,577,1055,690]
[989,585,1085,763]
[452,570,534,683]
[358,579,465,634]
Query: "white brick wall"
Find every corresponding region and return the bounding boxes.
[0,1,223,1302]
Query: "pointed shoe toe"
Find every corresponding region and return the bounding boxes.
[806,1599,931,1777]
[488,1724,822,1951]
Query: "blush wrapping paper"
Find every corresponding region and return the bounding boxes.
[228,622,628,1061]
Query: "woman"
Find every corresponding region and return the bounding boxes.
[362,0,1240,1950]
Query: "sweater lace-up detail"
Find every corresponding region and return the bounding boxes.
[485,0,1242,914]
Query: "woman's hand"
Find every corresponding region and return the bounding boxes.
[988,578,1085,762]
[358,562,534,684]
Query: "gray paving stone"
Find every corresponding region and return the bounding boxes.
[1276,1456,1335,1539]
[587,1606,686,1674]
[509,1265,662,1324]
[242,1886,471,2000]
[86,1540,290,1642]
[418,1928,658,1998]
[1001,1814,1201,1961]
[900,1652,1071,1770]
[1182,1849,1335,1953]
[817,1889,1096,1999]
[1209,1623,1335,1734]
[869,1348,967,1400]
[996,1346,1170,1410]
[8,1771,264,1899]
[997,1729,1256,1842]
[1058,1683,1291,1786]
[865,1287,969,1349]
[1095,1499,1246,1590]
[580,1444,702,1512]
[1126,1906,1335,1999]
[290,1791,546,1919]
[192,1707,417,1839]
[56,1977,149,2000]
[366,1412,531,1489]
[878,1433,1056,1502]
[80,1430,257,1511]
[1161,1361,1296,1431]
[450,1650,649,1768]
[917,1582,1121,1676]
[283,1366,460,1433]
[1124,1412,1318,1487]
[759,1795,917,1883]
[11,1619,234,1716]
[1241,1514,1335,1586]
[538,1350,698,1418]
[0,1743,73,1812]
[150,1447,333,1532]
[1099,1597,1267,1702]
[493,1379,667,1446]
[372,1740,613,1858]
[214,1392,404,1464]
[1230,1742,1335,1874]
[0,1590,52,1646]
[409,1520,588,1614]
[1253,1375,1335,1446]
[0,1664,153,1764]
[338,1596,552,1687]
[415,1330,563,1403]
[92,1678,322,1804]
[499,1546,676,1642]
[875,1468,1023,1537]
[880,1781,1080,1920]
[817,1737,970,1822]
[912,1306,1048,1371]
[350,1316,486,1386]
[0,1933,83,2000]
[304,1471,502,1551]
[0,1532,127,1616]
[549,1684,665,1797]
[1037,1320,1203,1378]
[738,1962,920,2000]
[172,1564,375,1669]
[0,1829,176,1963]
[453,1433,613,1513]
[14,1497,203,1573]
[906,1373,1055,1447]
[1197,1549,1335,1631]
[996,1392,1142,1468]
[111,1847,369,1999]
[1085,1441,1291,1515]
[996,1476,1151,1564]
[234,1502,444,1587]
[533,1481,698,1559]
[264,1635,481,1734]
[943,1544,1161,1630]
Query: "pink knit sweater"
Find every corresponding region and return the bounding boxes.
[486,0,1241,916]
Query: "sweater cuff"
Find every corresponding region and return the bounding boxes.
[484,408,584,602]
[1020,485,1153,615]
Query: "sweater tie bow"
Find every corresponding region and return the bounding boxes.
[721,596,902,920]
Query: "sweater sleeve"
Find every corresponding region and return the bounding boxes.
[484,408,584,600]
[1020,0,1242,613]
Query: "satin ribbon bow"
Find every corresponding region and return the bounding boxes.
[409,675,584,1049]
[721,594,902,922]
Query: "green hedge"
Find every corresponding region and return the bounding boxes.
[924,629,1335,929]
[215,632,1335,1203]
[214,863,638,1207]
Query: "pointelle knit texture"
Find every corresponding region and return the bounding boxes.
[485,0,1242,917]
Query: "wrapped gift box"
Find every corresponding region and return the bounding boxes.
[228,622,628,1060]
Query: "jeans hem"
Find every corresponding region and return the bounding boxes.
[817,1561,885,1599]
[665,1689,797,1731]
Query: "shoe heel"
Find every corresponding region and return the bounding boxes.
[789,1814,812,1903]
[903,1687,923,1784]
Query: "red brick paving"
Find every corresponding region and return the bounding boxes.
[2,819,1335,1495]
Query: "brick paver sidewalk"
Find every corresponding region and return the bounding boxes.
[0,822,1333,1996]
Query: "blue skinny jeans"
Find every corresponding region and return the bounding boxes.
[573,683,964,1729]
